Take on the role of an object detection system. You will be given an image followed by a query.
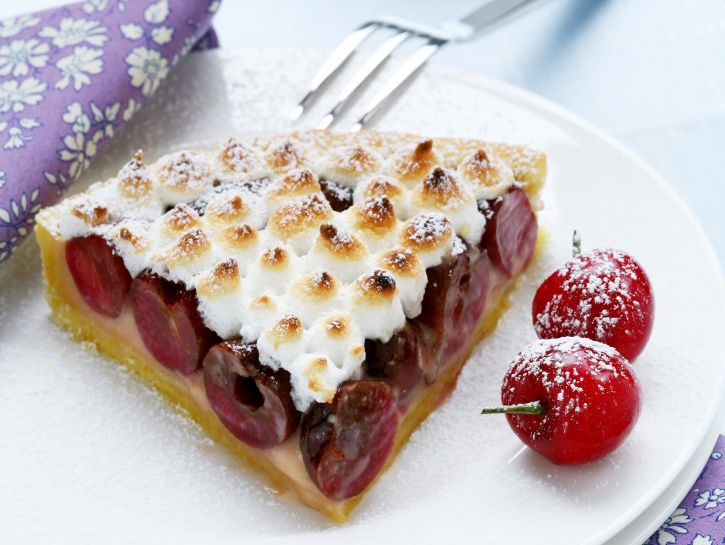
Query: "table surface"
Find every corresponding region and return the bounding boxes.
[3,0,725,539]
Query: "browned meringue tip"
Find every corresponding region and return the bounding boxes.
[115,225,149,251]
[414,166,466,208]
[162,203,200,232]
[362,176,404,200]
[293,271,338,301]
[250,293,277,310]
[377,247,423,277]
[119,149,152,198]
[267,168,320,201]
[329,145,380,176]
[401,213,453,251]
[205,193,248,223]
[355,269,397,303]
[324,315,350,338]
[266,139,306,172]
[220,223,258,249]
[167,227,211,264]
[218,137,262,174]
[158,151,212,191]
[197,258,240,296]
[316,223,367,259]
[352,196,397,234]
[394,139,437,182]
[259,246,290,270]
[268,314,304,347]
[71,200,109,227]
[304,357,335,401]
[268,193,333,240]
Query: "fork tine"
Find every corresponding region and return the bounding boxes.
[317,30,411,129]
[290,22,379,120]
[348,38,446,132]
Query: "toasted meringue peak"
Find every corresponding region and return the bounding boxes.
[401,213,454,267]
[267,193,333,252]
[416,167,465,207]
[216,137,267,181]
[392,139,437,184]
[316,223,367,260]
[321,145,381,185]
[351,196,396,233]
[167,228,211,264]
[240,292,285,343]
[108,220,152,276]
[353,176,407,213]
[266,314,304,348]
[219,223,258,250]
[259,245,290,270]
[70,199,109,228]
[354,269,397,302]
[457,147,515,199]
[293,271,338,301]
[160,203,200,233]
[118,150,152,199]
[265,168,320,208]
[266,139,307,172]
[351,269,406,342]
[377,247,423,277]
[196,258,240,297]
[323,314,350,338]
[156,150,212,203]
[204,192,248,225]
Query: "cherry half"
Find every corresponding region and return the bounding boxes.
[482,337,641,465]
[203,340,300,449]
[130,274,218,375]
[300,380,398,500]
[65,234,132,317]
[532,234,654,360]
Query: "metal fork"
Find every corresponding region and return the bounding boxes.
[291,0,540,132]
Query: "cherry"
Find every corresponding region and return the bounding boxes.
[532,237,654,360]
[319,178,353,212]
[203,340,300,448]
[130,274,218,375]
[481,186,538,277]
[65,234,132,317]
[363,323,424,402]
[300,380,398,500]
[482,337,641,465]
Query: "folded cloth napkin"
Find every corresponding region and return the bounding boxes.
[646,435,725,545]
[0,0,220,264]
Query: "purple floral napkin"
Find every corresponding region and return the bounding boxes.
[0,0,220,263]
[646,435,725,545]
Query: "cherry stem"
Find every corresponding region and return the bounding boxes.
[572,229,582,257]
[480,401,544,416]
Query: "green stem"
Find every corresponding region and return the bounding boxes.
[572,229,582,257]
[480,401,544,416]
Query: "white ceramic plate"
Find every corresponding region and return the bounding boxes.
[2,50,724,545]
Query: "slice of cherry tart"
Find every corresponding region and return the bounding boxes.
[35,131,546,520]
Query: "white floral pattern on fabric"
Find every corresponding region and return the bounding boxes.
[55,46,104,91]
[0,15,41,39]
[39,18,109,48]
[695,488,725,510]
[0,1,219,263]
[654,508,692,545]
[0,38,50,77]
[125,46,168,95]
[690,535,714,545]
[0,77,46,113]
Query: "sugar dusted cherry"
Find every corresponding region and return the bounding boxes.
[532,235,654,360]
[482,337,641,465]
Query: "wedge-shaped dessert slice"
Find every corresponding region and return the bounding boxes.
[35,130,546,521]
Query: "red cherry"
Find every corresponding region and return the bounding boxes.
[481,186,538,277]
[532,247,654,360]
[203,340,300,448]
[482,337,641,465]
[130,274,218,375]
[65,235,132,317]
[300,380,398,500]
